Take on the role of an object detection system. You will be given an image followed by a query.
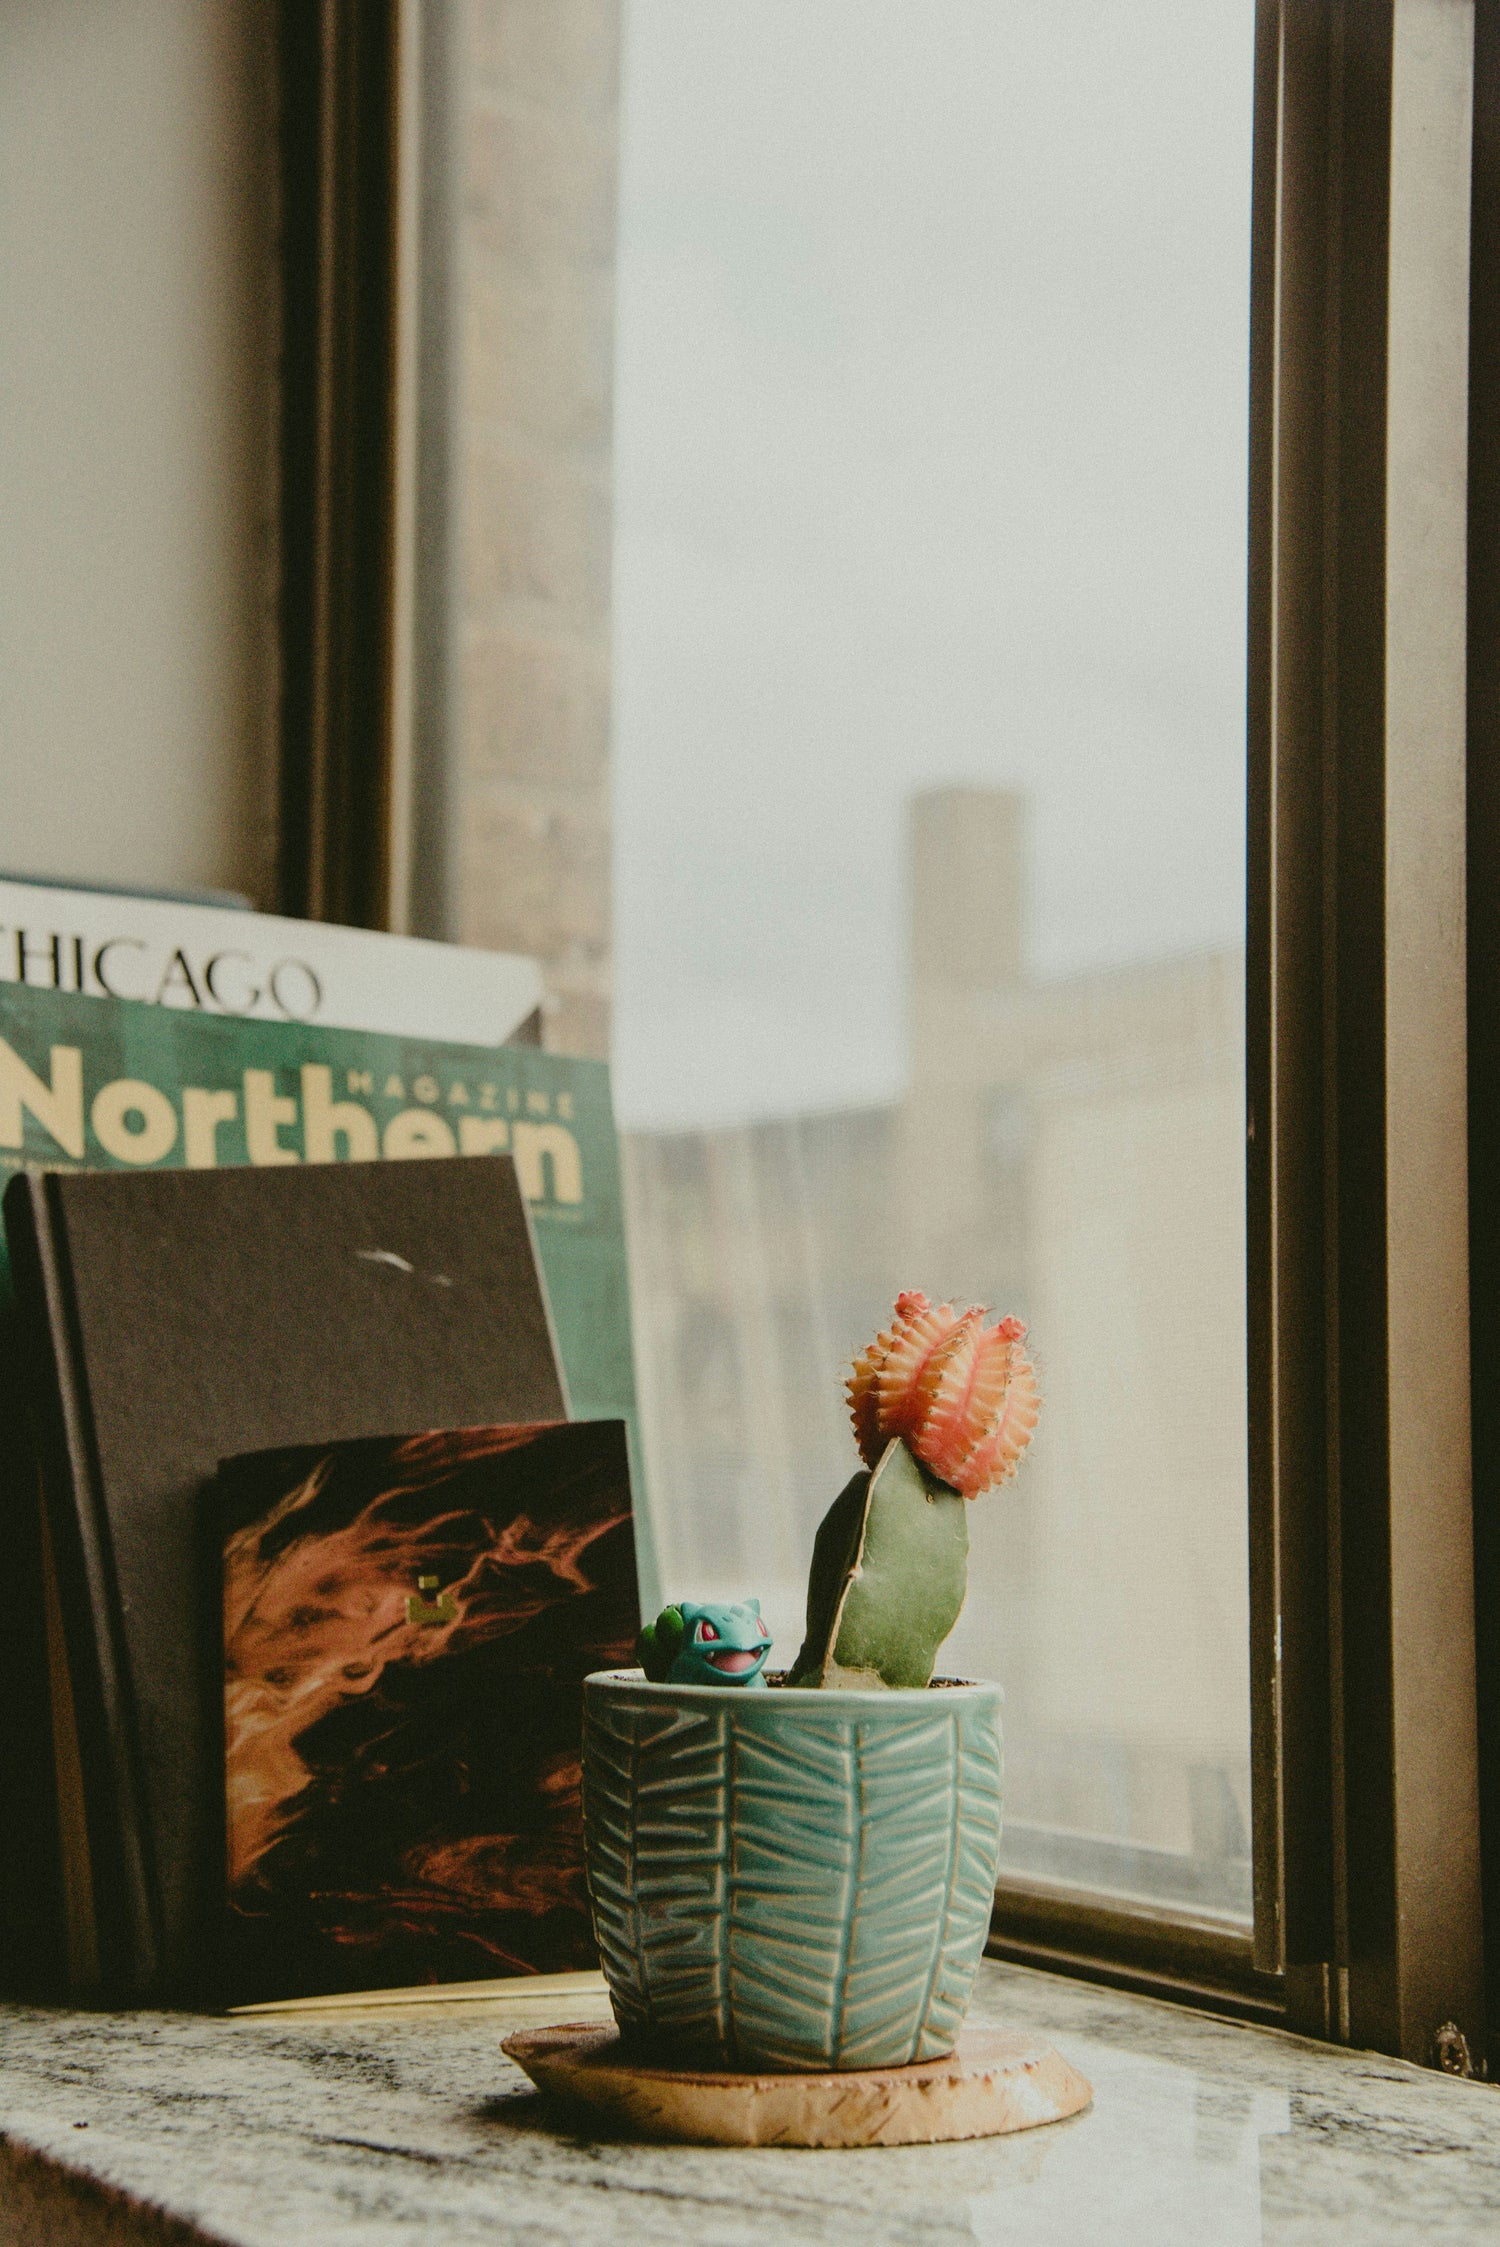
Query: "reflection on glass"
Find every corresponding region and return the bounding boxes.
[611,0,1255,1918]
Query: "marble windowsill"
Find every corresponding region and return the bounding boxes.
[0,1960,1497,2245]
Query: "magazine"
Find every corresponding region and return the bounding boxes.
[0,875,544,1046]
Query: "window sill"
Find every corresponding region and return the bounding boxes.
[988,1876,1281,2026]
[0,1959,1493,2242]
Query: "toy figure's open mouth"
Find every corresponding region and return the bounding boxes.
[705,1647,762,1673]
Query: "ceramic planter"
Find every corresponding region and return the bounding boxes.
[581,1669,1003,2073]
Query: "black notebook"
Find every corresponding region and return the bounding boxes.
[1,1156,570,2000]
[216,1420,637,2006]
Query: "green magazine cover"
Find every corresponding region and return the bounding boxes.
[0,978,657,1607]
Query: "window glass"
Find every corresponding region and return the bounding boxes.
[612,0,1255,1919]
[426,0,1256,1922]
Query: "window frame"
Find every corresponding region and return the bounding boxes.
[1470,0,1500,2086]
[278,0,1492,2068]
[1248,0,1481,2064]
[275,0,413,933]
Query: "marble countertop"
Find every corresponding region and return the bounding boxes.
[0,1960,1497,2245]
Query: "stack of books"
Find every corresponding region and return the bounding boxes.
[0,880,648,2009]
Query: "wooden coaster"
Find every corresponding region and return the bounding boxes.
[502,2021,1093,2148]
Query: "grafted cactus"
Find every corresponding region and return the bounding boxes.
[790,1294,1039,1691]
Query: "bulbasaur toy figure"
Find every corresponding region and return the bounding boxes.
[637,1599,772,1688]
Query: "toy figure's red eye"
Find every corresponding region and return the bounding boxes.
[759,1619,770,1637]
[698,1621,719,1641]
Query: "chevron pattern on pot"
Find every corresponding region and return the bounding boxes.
[581,1672,1003,2072]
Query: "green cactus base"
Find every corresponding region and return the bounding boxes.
[789,1436,969,1689]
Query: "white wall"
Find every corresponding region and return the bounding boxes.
[0,0,279,902]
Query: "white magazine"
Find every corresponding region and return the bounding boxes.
[0,878,543,1047]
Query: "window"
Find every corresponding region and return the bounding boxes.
[278,0,1489,2069]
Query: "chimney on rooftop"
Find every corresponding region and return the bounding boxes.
[909,786,1026,996]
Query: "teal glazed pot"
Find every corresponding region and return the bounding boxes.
[581,1670,1003,2073]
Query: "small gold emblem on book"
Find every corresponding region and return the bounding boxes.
[407,1573,457,1626]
